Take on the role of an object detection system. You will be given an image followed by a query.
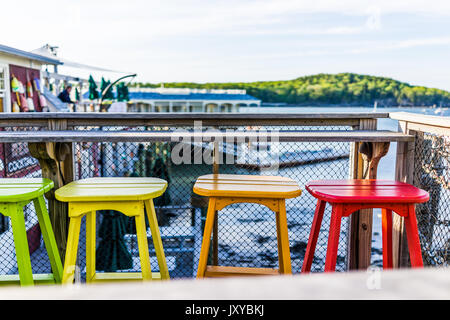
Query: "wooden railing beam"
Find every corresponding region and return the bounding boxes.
[0,112,389,128]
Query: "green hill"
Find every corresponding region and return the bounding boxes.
[132,73,450,107]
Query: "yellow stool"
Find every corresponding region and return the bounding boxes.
[193,174,302,278]
[55,177,170,284]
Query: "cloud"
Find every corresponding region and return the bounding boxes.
[1,0,449,86]
[392,37,450,49]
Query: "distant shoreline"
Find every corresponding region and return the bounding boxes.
[133,73,450,108]
[256,104,446,108]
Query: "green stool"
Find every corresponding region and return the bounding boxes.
[0,178,63,286]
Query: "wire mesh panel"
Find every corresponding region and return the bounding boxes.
[0,127,54,277]
[0,121,395,281]
[413,131,450,267]
[210,124,351,273]
[69,124,352,279]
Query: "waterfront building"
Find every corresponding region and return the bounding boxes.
[126,87,261,113]
[0,44,60,113]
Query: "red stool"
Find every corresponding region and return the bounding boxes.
[301,180,429,272]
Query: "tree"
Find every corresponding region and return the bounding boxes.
[88,75,99,100]
[129,73,450,107]
[116,82,129,102]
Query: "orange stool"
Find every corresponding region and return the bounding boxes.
[302,180,429,272]
[193,174,302,278]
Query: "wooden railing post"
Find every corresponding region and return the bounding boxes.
[348,119,390,270]
[28,119,75,261]
[212,137,220,266]
[390,111,450,268]
[393,120,415,268]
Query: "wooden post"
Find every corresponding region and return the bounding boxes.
[212,138,220,265]
[347,119,390,270]
[28,119,75,261]
[393,120,416,268]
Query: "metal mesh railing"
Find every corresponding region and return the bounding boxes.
[0,123,354,280]
[413,131,450,266]
[71,124,352,279]
[1,116,448,282]
[0,127,52,276]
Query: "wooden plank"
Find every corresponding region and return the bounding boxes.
[0,273,56,285]
[0,120,48,127]
[0,112,391,120]
[393,122,417,268]
[399,121,450,136]
[393,140,415,268]
[0,130,414,143]
[92,272,162,282]
[0,112,389,127]
[28,119,75,262]
[66,118,363,127]
[389,112,450,129]
[211,131,219,268]
[391,117,449,267]
[204,265,279,277]
[348,119,377,270]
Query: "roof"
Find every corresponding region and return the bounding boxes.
[0,44,62,65]
[83,91,260,102]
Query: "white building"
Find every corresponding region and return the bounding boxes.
[126,87,261,113]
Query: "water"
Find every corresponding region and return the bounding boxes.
[240,105,450,181]
[126,106,448,275]
[24,106,448,278]
[236,105,449,269]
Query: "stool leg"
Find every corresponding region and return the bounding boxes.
[85,211,96,282]
[275,209,284,273]
[33,196,63,283]
[275,199,292,274]
[381,208,393,269]
[196,197,216,278]
[324,205,343,272]
[9,203,34,286]
[135,211,152,281]
[62,217,82,284]
[404,204,424,267]
[145,199,170,280]
[302,200,326,273]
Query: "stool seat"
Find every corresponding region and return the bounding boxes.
[194,174,301,278]
[193,174,302,199]
[56,177,170,284]
[0,178,53,202]
[306,180,429,204]
[302,179,429,273]
[55,177,167,202]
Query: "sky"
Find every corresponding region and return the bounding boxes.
[2,0,450,90]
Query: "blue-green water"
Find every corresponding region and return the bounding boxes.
[137,106,449,275]
[169,106,448,275]
[241,105,449,182]
[235,106,449,270]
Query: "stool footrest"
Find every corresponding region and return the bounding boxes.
[204,265,279,277]
[0,273,56,285]
[91,272,162,282]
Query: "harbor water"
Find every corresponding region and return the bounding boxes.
[165,106,449,276]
